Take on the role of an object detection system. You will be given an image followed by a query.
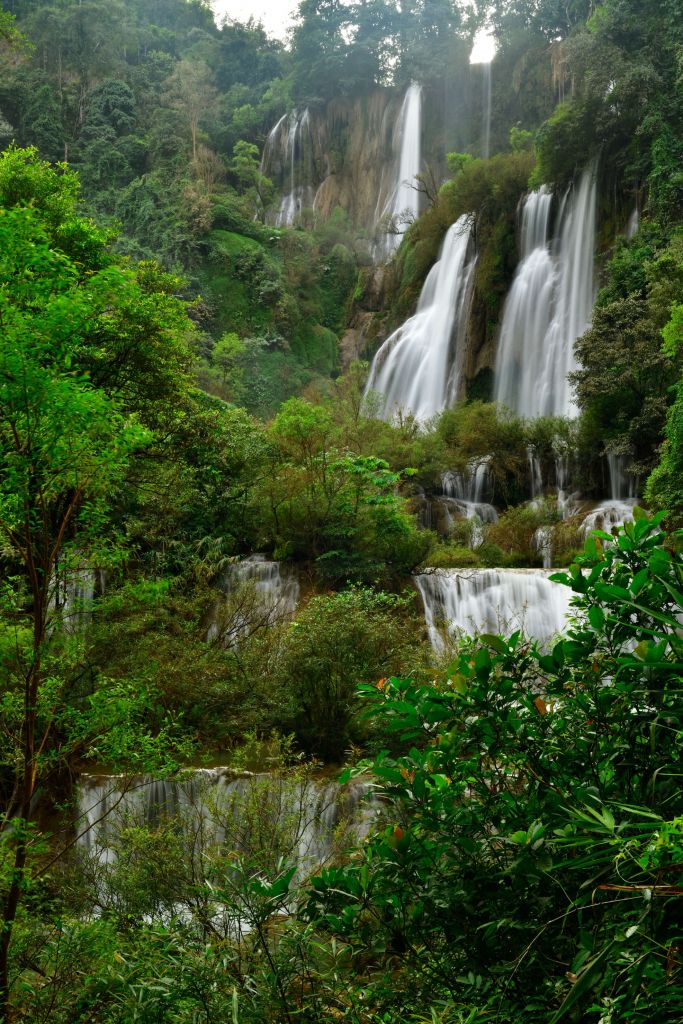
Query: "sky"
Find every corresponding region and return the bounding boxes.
[211,0,295,39]
[210,1,496,61]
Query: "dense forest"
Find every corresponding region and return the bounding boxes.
[0,0,682,1021]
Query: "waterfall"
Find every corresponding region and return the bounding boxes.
[441,463,498,545]
[580,453,638,539]
[208,555,300,644]
[375,82,422,257]
[364,215,476,421]
[443,460,491,504]
[533,528,554,569]
[528,448,544,500]
[49,562,97,634]
[607,453,636,501]
[494,168,597,418]
[415,569,572,653]
[77,770,377,881]
[581,502,637,539]
[261,109,316,226]
[626,205,640,239]
[481,62,492,159]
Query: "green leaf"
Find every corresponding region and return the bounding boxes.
[549,942,615,1024]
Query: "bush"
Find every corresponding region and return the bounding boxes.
[307,513,683,1022]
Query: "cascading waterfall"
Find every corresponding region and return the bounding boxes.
[375,82,422,257]
[228,555,300,616]
[581,454,638,538]
[626,206,640,239]
[494,168,597,418]
[77,770,377,881]
[607,453,637,501]
[441,463,498,546]
[208,555,300,644]
[261,109,315,226]
[364,215,476,421]
[49,563,97,634]
[415,569,573,653]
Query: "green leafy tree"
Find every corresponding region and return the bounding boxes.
[0,147,195,1019]
[308,514,683,1022]
[230,139,275,221]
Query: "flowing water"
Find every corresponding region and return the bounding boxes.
[77,770,377,880]
[581,500,638,539]
[375,82,422,258]
[579,454,639,538]
[626,205,640,239]
[415,569,572,652]
[261,109,316,226]
[494,168,597,418]
[607,453,637,501]
[208,555,300,644]
[441,464,497,545]
[364,215,476,421]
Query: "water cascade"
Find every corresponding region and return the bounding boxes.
[441,464,498,545]
[364,215,476,421]
[415,569,573,653]
[375,82,423,258]
[626,206,640,239]
[49,564,97,634]
[494,168,597,418]
[77,770,377,882]
[261,109,316,226]
[208,555,300,644]
[581,454,638,538]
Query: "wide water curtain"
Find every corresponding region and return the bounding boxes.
[364,215,476,421]
[494,167,597,418]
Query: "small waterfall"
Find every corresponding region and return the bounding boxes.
[626,205,640,239]
[533,527,554,569]
[481,62,492,159]
[375,82,422,257]
[441,464,498,545]
[364,215,476,421]
[580,453,638,539]
[581,501,637,539]
[494,168,597,418]
[49,563,97,634]
[208,555,300,644]
[607,453,636,501]
[261,109,316,226]
[528,448,544,500]
[415,569,572,652]
[77,770,377,881]
[443,461,491,504]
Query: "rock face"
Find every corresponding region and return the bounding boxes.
[261,86,448,239]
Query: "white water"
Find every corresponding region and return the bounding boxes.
[364,215,476,421]
[626,205,640,239]
[375,82,422,257]
[261,109,316,226]
[581,500,637,539]
[208,555,300,644]
[577,453,639,539]
[49,562,97,634]
[494,168,597,418]
[607,453,637,501]
[441,464,497,545]
[416,569,572,652]
[77,770,376,882]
